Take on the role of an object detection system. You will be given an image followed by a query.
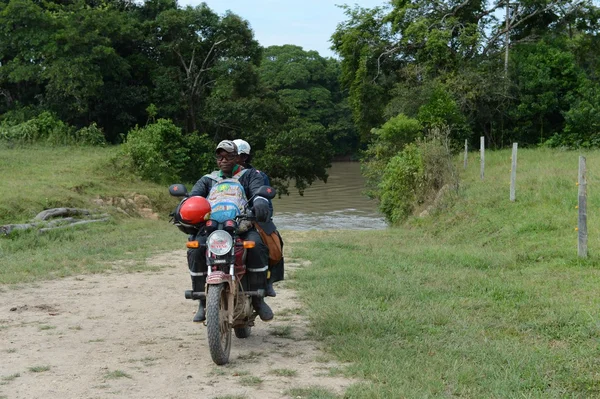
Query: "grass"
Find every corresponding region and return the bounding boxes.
[1,373,20,384]
[269,325,293,338]
[238,375,262,386]
[103,370,132,379]
[292,148,600,397]
[0,146,184,285]
[5,145,600,397]
[272,368,298,377]
[28,366,50,373]
[38,325,56,331]
[277,307,304,316]
[0,145,180,225]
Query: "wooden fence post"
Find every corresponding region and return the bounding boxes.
[464,139,468,169]
[578,156,588,258]
[510,143,518,202]
[480,136,485,180]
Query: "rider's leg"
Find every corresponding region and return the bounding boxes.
[266,230,284,297]
[244,229,273,321]
[187,235,207,322]
[265,270,276,297]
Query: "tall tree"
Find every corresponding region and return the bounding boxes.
[332,0,599,147]
[149,4,261,133]
[260,44,358,156]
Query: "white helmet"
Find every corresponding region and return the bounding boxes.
[233,139,251,155]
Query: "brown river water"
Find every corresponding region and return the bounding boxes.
[271,162,387,230]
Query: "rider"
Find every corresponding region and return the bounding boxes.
[233,139,283,297]
[187,140,273,323]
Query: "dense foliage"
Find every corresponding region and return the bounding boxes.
[333,0,600,149]
[331,0,600,223]
[1,0,599,221]
[0,0,358,193]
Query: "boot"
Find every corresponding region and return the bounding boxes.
[252,297,273,321]
[191,275,206,323]
[265,281,277,297]
[193,299,206,323]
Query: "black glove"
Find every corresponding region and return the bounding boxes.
[253,198,269,223]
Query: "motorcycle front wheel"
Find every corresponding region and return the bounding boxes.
[206,283,232,365]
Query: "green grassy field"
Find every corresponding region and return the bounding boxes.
[2,145,600,397]
[0,145,183,284]
[291,147,600,398]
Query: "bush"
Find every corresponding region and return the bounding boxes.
[74,123,106,146]
[0,112,104,146]
[376,113,423,145]
[376,126,457,225]
[0,112,74,145]
[379,143,424,224]
[120,119,189,184]
[418,127,457,201]
[361,114,423,199]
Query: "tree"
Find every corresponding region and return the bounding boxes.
[259,45,358,156]
[149,4,262,133]
[332,0,600,148]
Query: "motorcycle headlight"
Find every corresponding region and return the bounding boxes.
[207,230,233,256]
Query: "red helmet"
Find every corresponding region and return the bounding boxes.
[178,196,211,224]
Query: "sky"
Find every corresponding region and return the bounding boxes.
[177,0,387,58]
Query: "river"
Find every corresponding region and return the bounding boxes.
[271,162,387,230]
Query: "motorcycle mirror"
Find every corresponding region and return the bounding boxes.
[169,184,188,197]
[255,185,276,200]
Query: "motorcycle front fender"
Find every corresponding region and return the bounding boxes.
[207,271,232,287]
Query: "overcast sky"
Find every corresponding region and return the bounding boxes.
[177,0,387,58]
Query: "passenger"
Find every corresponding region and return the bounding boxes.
[233,139,284,297]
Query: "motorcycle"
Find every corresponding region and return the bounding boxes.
[168,183,276,365]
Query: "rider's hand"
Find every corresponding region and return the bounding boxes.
[253,198,269,223]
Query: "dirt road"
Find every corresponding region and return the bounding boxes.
[0,251,355,399]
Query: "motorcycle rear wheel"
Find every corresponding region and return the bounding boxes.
[234,327,251,339]
[206,283,232,365]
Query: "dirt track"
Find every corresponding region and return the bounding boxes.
[0,250,355,399]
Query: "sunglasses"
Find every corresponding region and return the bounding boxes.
[215,153,237,161]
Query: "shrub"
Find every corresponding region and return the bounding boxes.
[361,114,423,199]
[376,113,423,145]
[120,119,189,184]
[379,143,424,224]
[418,127,457,202]
[376,126,457,225]
[0,112,79,145]
[74,123,106,146]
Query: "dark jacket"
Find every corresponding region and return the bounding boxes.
[246,164,277,235]
[190,165,277,234]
